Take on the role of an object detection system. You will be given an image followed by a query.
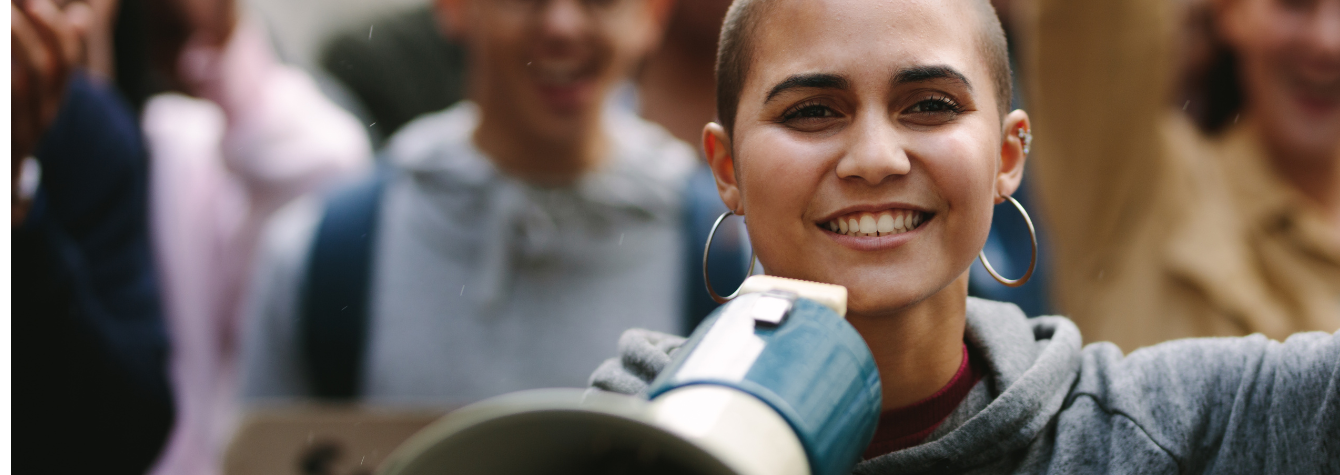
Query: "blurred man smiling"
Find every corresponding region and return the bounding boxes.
[241,0,695,405]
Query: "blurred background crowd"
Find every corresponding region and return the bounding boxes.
[10,0,1340,473]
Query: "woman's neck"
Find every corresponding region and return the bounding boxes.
[472,108,609,187]
[845,273,970,411]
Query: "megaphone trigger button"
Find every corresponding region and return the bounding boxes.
[751,293,795,328]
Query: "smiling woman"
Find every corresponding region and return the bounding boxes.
[701,0,1025,415]
[589,0,1340,471]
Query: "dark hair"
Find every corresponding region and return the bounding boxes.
[714,0,1014,136]
[112,0,177,112]
[1178,5,1243,134]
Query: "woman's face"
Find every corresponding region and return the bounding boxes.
[1221,0,1340,160]
[706,0,1027,317]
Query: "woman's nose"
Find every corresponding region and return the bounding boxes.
[538,0,590,40]
[835,116,912,186]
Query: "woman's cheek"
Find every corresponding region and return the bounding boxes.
[915,131,999,254]
[915,134,991,202]
[738,133,831,271]
[740,132,829,213]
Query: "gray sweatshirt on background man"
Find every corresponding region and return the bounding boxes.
[243,102,696,405]
[590,297,1340,474]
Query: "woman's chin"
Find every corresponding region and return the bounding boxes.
[759,248,968,316]
[842,287,930,318]
[834,270,969,319]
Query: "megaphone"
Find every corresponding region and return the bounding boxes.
[379,276,882,475]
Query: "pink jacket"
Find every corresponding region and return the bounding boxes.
[144,19,371,475]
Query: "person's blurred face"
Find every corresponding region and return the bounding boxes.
[1221,0,1340,160]
[706,0,1027,317]
[441,0,668,141]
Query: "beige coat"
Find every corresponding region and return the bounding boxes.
[1025,0,1340,351]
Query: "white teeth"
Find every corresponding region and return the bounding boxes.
[859,214,877,235]
[877,213,894,234]
[825,210,928,237]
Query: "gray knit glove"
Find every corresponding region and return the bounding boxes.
[588,328,687,396]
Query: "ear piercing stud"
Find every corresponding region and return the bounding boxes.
[1018,128,1033,155]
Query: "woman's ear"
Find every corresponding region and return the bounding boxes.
[995,109,1030,203]
[703,122,743,214]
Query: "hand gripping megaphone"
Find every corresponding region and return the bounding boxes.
[378,276,882,475]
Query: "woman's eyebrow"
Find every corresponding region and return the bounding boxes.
[765,73,850,102]
[892,65,972,91]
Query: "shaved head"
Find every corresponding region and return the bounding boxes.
[715,0,1012,136]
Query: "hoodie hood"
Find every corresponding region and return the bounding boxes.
[856,298,1083,473]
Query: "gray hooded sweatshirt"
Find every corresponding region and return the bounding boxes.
[588,297,1340,474]
[243,102,696,405]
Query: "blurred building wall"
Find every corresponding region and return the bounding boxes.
[243,0,429,69]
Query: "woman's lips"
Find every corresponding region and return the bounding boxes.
[818,208,933,251]
[821,208,928,237]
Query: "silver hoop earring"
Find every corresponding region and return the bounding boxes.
[979,195,1038,287]
[704,211,758,304]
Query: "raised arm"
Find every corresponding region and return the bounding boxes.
[1022,0,1179,305]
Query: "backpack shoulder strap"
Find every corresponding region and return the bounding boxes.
[299,164,391,399]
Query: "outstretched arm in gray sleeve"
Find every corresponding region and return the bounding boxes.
[1072,330,1340,473]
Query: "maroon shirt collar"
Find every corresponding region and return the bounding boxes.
[863,343,983,459]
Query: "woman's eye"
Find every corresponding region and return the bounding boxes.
[906,97,963,114]
[784,104,838,121]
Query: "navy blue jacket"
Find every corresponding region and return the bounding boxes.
[12,73,174,474]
